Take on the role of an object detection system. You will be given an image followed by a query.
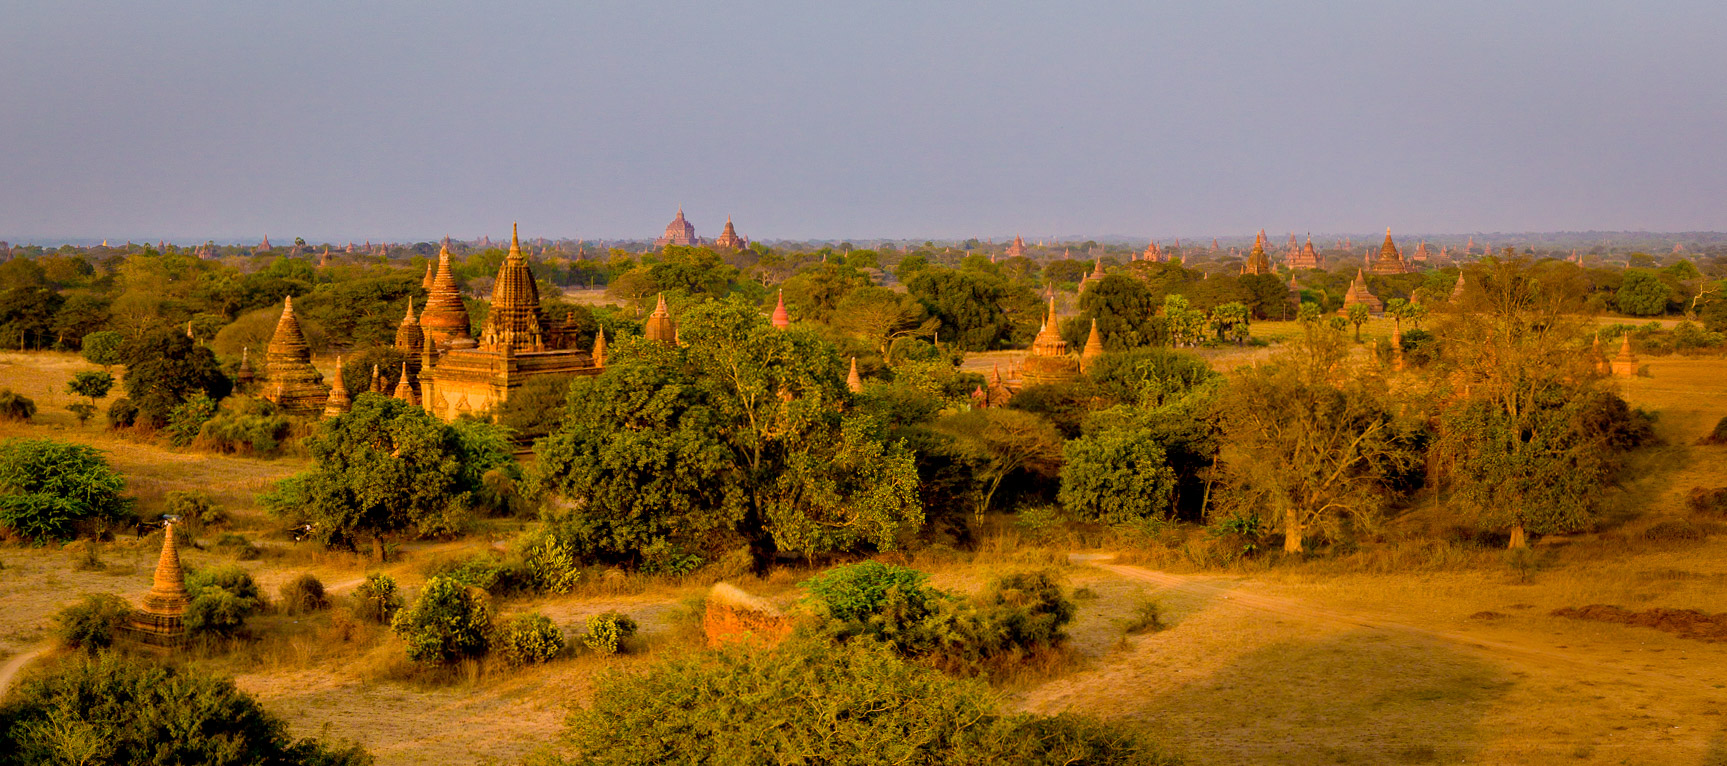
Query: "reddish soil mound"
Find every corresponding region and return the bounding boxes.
[1550,604,1727,642]
[703,583,792,648]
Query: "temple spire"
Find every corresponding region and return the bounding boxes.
[323,356,352,417]
[771,290,791,329]
[846,357,863,393]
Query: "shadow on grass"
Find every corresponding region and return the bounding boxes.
[1704,724,1726,766]
[1136,629,1512,765]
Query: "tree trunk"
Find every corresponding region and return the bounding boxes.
[372,535,386,563]
[1283,508,1303,553]
[1507,524,1527,550]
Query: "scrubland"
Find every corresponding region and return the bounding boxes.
[1,347,1725,765]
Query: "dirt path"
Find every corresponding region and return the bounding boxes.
[1091,559,1712,695]
[0,642,50,697]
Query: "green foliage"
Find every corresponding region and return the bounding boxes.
[118,328,232,429]
[53,593,132,652]
[279,574,328,614]
[264,396,491,554]
[165,489,225,527]
[496,373,578,438]
[582,611,638,655]
[391,576,492,665]
[0,390,35,422]
[553,638,1174,766]
[1059,419,1179,525]
[1063,274,1164,350]
[165,392,219,446]
[0,439,130,542]
[66,402,97,426]
[495,612,565,666]
[1616,269,1672,316]
[66,370,114,403]
[537,298,922,567]
[906,267,1024,350]
[195,404,295,455]
[351,573,403,624]
[105,397,137,428]
[185,565,264,637]
[801,561,936,628]
[80,330,124,367]
[935,408,1064,521]
[0,654,372,765]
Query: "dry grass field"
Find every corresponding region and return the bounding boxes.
[1,348,1724,764]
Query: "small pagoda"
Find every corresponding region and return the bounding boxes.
[1080,318,1106,372]
[846,357,864,393]
[1142,240,1163,263]
[1369,228,1410,275]
[259,296,329,416]
[127,523,188,649]
[770,291,791,329]
[1005,235,1028,260]
[645,293,678,345]
[1241,230,1273,275]
[1610,335,1640,378]
[1021,298,1081,386]
[420,243,474,351]
[1341,270,1384,315]
[322,356,352,417]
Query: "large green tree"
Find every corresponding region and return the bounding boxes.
[118,328,231,428]
[263,395,511,559]
[536,298,922,568]
[0,439,131,542]
[906,268,1020,351]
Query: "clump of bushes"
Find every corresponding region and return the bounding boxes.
[352,572,403,624]
[194,397,296,455]
[582,611,638,655]
[0,389,36,422]
[1122,600,1165,635]
[0,654,371,765]
[53,593,133,652]
[212,533,261,560]
[1699,416,1727,446]
[555,638,1177,765]
[1688,487,1727,518]
[164,393,219,447]
[799,562,1077,676]
[1642,520,1706,544]
[184,564,265,638]
[106,396,138,429]
[280,573,328,614]
[0,438,132,543]
[495,612,565,666]
[391,576,492,665]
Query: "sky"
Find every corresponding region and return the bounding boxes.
[2,1,1724,244]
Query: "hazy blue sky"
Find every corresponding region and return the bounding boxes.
[2,1,1723,243]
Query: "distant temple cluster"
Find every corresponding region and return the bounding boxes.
[654,208,749,250]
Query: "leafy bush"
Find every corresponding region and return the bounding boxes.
[391,576,492,665]
[165,393,219,447]
[351,572,403,624]
[195,407,295,455]
[552,638,1176,766]
[106,396,137,428]
[517,534,584,595]
[423,552,517,593]
[53,593,132,652]
[800,564,1077,675]
[0,438,131,542]
[212,533,262,560]
[0,389,36,422]
[280,573,328,614]
[1122,600,1165,635]
[0,654,372,765]
[184,564,265,637]
[66,370,115,404]
[164,490,225,527]
[495,612,565,666]
[1642,520,1705,544]
[582,611,638,655]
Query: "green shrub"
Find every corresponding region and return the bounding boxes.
[184,565,265,637]
[53,593,132,652]
[212,533,262,560]
[1643,520,1705,543]
[165,490,225,527]
[582,611,638,655]
[0,389,36,422]
[0,438,131,543]
[106,396,137,428]
[391,576,492,665]
[801,561,937,628]
[164,393,219,447]
[280,573,328,614]
[555,638,1176,766]
[1122,600,1165,635]
[495,612,565,666]
[80,330,125,367]
[518,534,584,594]
[352,572,403,624]
[0,654,371,765]
[195,404,295,455]
[66,402,98,426]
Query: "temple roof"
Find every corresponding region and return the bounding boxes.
[1081,318,1105,364]
[421,243,473,343]
[323,355,351,417]
[479,223,547,352]
[395,297,424,353]
[267,296,310,363]
[1030,297,1069,357]
[771,290,790,329]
